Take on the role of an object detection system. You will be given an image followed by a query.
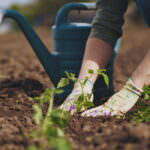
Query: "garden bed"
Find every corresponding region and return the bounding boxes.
[0,19,150,150]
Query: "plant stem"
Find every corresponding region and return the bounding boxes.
[47,92,54,118]
[79,80,85,99]
[42,92,54,132]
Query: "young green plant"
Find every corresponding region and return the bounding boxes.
[131,86,150,123]
[58,69,109,113]
[28,87,72,150]
[28,69,109,150]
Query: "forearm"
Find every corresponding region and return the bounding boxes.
[78,0,128,84]
[78,37,113,83]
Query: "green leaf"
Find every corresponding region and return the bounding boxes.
[33,104,43,125]
[76,102,83,112]
[51,109,70,128]
[88,69,94,74]
[143,86,150,100]
[101,73,109,87]
[143,86,150,91]
[97,69,107,73]
[57,128,65,137]
[54,89,64,94]
[53,138,72,150]
[144,94,150,100]
[46,126,58,138]
[33,88,55,104]
[28,145,40,150]
[30,130,39,139]
[131,99,150,123]
[78,94,84,102]
[73,93,94,112]
[65,72,77,82]
[84,101,94,108]
[57,78,69,88]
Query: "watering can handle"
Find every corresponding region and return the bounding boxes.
[56,2,96,26]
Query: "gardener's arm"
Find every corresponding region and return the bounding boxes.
[60,0,128,113]
[81,0,150,117]
[79,0,128,83]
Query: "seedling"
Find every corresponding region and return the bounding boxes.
[59,69,109,112]
[28,86,72,150]
[28,69,109,150]
[131,86,150,123]
[143,86,150,100]
[88,69,109,87]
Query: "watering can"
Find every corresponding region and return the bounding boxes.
[136,0,150,26]
[0,3,119,103]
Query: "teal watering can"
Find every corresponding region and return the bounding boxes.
[0,3,119,103]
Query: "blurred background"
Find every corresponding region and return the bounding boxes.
[0,0,148,86]
[0,0,96,33]
[0,0,143,34]
[0,0,31,8]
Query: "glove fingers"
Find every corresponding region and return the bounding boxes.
[81,89,140,117]
[81,106,103,117]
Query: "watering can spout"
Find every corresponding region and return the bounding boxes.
[0,9,60,85]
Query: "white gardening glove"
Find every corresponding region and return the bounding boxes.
[59,79,94,114]
[81,78,143,117]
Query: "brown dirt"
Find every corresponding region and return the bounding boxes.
[67,116,150,150]
[0,9,150,150]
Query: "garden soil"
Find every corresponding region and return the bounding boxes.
[0,11,150,150]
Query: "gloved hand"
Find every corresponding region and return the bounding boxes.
[81,78,143,117]
[59,79,94,114]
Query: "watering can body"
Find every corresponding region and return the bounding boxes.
[0,3,119,103]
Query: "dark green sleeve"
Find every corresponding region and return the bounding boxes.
[89,0,128,48]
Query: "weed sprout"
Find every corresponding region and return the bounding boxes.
[28,88,71,150]
[131,86,150,123]
[62,69,109,112]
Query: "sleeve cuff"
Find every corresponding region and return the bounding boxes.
[89,28,120,48]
